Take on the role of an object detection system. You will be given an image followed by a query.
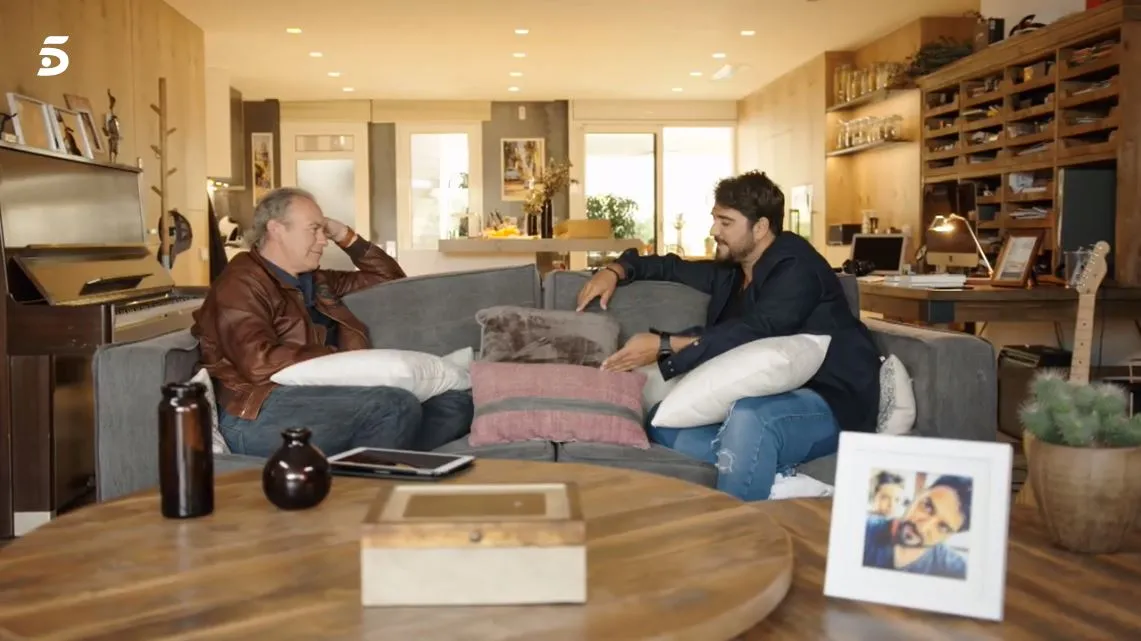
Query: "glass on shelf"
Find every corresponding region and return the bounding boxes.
[886,115,903,140]
[834,64,851,105]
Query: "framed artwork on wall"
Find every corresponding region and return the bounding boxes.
[251,132,276,205]
[501,137,544,201]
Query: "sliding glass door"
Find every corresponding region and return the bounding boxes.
[581,125,734,257]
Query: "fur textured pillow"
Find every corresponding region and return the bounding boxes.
[476,305,620,367]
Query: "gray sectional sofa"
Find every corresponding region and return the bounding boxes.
[93,264,998,502]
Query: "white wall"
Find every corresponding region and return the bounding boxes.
[980,0,1085,33]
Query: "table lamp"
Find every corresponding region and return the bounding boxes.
[928,213,994,276]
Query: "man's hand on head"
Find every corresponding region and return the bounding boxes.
[324,218,350,244]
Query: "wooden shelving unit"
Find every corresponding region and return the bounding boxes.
[822,16,977,258]
[917,0,1141,285]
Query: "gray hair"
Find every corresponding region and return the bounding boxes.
[246,187,316,247]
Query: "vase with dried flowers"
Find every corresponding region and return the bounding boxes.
[524,159,577,238]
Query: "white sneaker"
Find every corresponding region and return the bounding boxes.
[769,472,834,500]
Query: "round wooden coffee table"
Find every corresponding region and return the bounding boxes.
[745,498,1141,640]
[0,460,792,640]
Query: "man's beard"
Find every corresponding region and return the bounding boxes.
[894,520,925,548]
[713,238,755,265]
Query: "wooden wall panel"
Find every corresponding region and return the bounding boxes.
[0,0,207,286]
[736,55,830,254]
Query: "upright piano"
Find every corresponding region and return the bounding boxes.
[0,142,205,538]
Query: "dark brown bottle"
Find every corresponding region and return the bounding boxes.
[158,382,214,519]
[262,428,332,510]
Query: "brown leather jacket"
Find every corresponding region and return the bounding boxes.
[191,230,405,419]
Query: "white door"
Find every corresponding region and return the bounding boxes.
[394,122,483,276]
[280,121,371,271]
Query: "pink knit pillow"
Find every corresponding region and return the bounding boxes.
[469,362,650,449]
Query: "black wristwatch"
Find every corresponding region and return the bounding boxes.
[650,328,673,362]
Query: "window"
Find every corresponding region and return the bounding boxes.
[409,133,470,249]
[663,127,734,257]
[395,123,483,254]
[584,133,656,250]
[581,125,734,257]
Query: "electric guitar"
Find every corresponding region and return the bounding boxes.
[1015,241,1110,508]
[1068,241,1111,385]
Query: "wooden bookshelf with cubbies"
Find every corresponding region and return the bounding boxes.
[916,0,1141,286]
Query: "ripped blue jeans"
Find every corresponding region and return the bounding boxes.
[646,389,840,502]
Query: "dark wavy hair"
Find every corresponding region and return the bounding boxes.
[930,475,973,532]
[713,170,785,233]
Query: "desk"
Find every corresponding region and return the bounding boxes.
[858,281,1141,325]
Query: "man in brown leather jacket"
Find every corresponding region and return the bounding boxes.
[192,187,472,457]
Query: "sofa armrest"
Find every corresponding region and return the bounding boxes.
[93,330,200,502]
[866,319,997,442]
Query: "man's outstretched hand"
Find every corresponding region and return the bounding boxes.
[576,264,625,311]
[601,332,658,372]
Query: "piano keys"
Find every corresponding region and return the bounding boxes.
[0,141,205,537]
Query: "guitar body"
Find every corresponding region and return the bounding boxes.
[1016,242,1111,507]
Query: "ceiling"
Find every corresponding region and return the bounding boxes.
[166,0,980,102]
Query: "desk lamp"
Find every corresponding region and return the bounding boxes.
[928,213,994,276]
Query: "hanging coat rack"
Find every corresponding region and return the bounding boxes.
[150,77,178,268]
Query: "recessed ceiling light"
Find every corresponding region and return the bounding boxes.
[508,86,520,92]
[509,71,523,77]
[513,52,526,58]
[285,28,302,34]
[515,28,529,35]
[309,51,323,57]
[327,71,341,77]
[740,30,756,36]
[342,87,354,92]
[672,87,684,92]
[712,52,727,59]
[690,71,703,77]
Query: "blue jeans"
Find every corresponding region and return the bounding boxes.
[647,389,840,502]
[219,386,473,457]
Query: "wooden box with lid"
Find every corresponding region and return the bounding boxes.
[360,482,587,607]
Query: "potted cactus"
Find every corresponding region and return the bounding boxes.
[1020,371,1141,553]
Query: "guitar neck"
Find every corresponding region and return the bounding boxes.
[1071,292,1097,385]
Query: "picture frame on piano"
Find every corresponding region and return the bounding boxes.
[5,93,61,153]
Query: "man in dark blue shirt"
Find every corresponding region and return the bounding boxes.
[576,171,881,501]
[862,475,972,580]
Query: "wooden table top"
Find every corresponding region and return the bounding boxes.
[0,460,792,641]
[859,280,1141,302]
[745,498,1141,640]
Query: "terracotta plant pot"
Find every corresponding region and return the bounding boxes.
[1023,432,1141,554]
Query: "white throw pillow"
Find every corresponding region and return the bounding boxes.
[650,334,832,428]
[188,368,229,455]
[270,347,472,402]
[877,355,916,435]
[637,363,680,413]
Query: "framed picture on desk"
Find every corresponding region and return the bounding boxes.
[991,230,1044,287]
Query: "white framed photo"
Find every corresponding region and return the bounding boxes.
[823,432,1012,621]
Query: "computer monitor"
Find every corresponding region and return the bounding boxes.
[850,233,907,275]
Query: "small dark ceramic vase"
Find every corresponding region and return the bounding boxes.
[262,428,332,510]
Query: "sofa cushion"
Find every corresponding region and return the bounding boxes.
[555,442,717,488]
[344,264,541,355]
[434,436,556,461]
[469,362,650,449]
[475,305,619,367]
[543,271,709,343]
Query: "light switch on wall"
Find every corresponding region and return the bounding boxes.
[518,106,527,120]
